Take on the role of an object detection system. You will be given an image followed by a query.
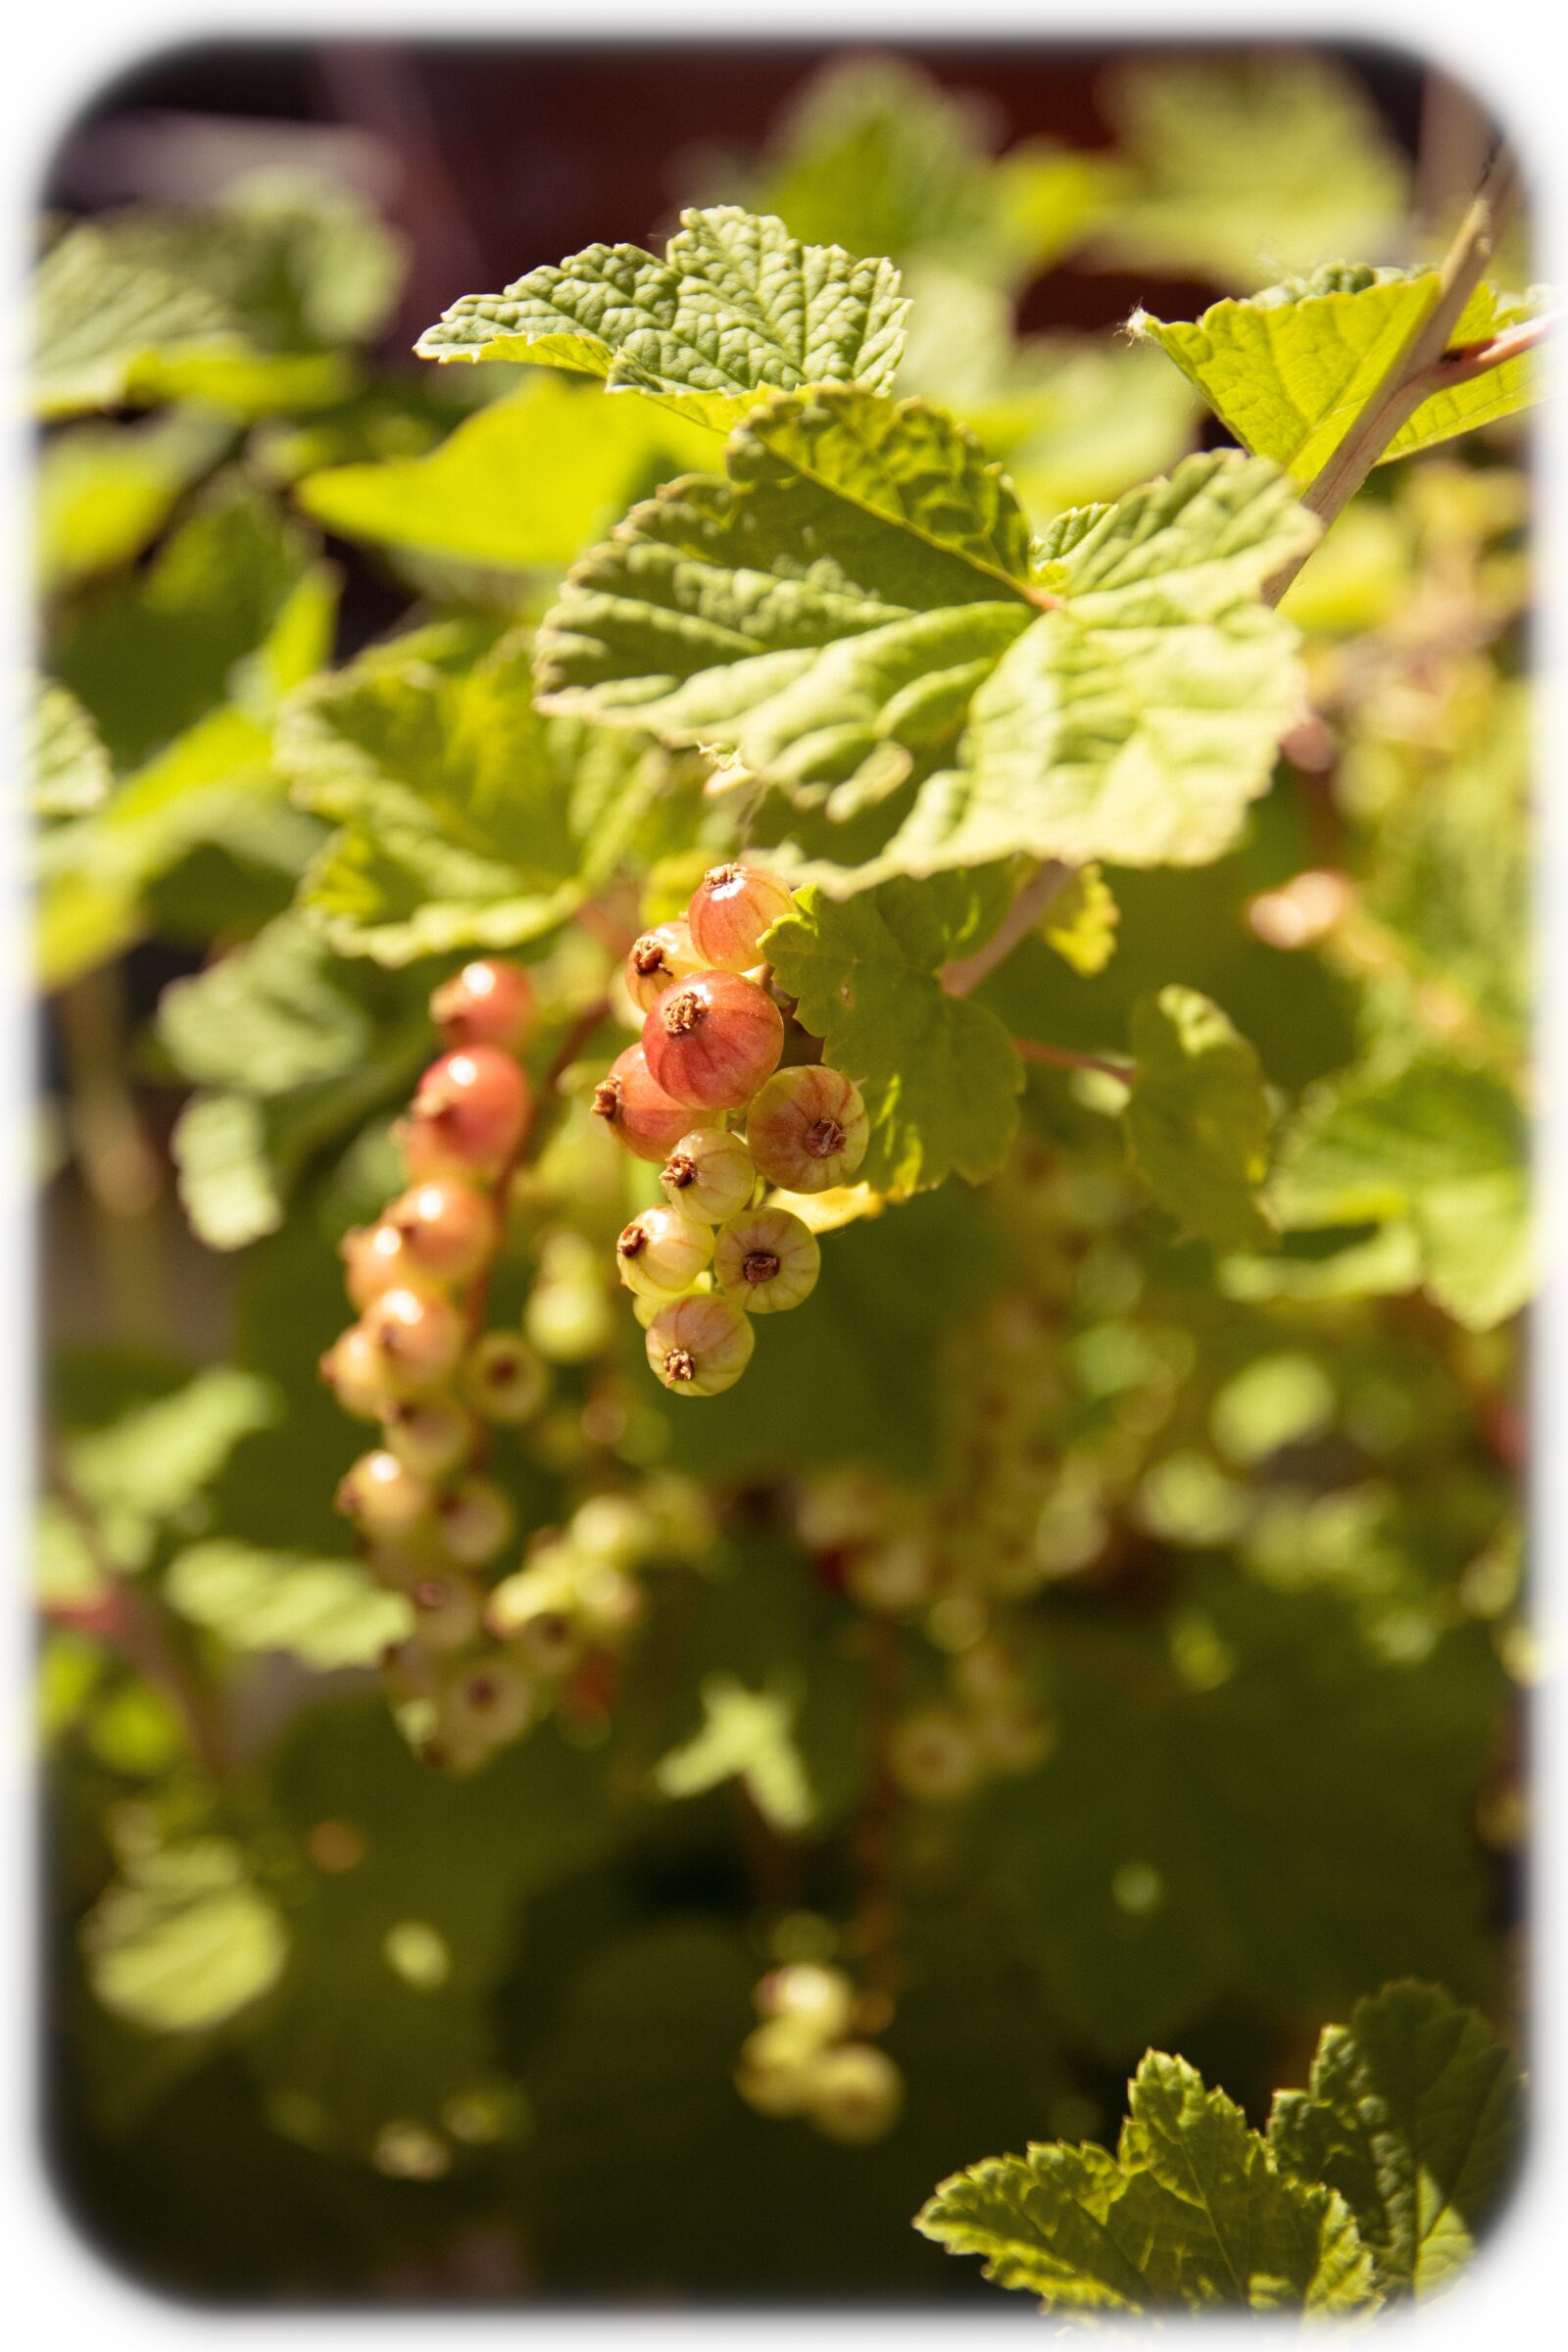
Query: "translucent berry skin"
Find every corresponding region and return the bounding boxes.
[758,1963,855,2043]
[714,1205,820,1314]
[624,920,702,1013]
[888,1706,981,1803]
[436,1477,515,1568]
[644,1294,756,1396]
[643,970,784,1111]
[386,1179,499,1286]
[660,1127,756,1224]
[429,959,534,1053]
[804,2042,905,2143]
[400,1048,528,1179]
[591,1044,706,1163]
[359,1285,467,1395]
[341,1220,420,1311]
[687,861,794,972]
[384,1396,478,1481]
[747,1064,868,1193]
[463,1331,550,1424]
[615,1205,714,1300]
[439,1657,535,1746]
[735,2021,817,2118]
[319,1324,394,1420]
[335,1449,435,1537]
[409,1572,484,1654]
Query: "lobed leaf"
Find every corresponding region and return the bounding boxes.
[1268,1980,1525,2299]
[32,680,112,818]
[83,1839,288,2035]
[763,869,1022,1192]
[539,389,1315,891]
[415,205,908,431]
[1124,985,1273,1250]
[165,1539,412,1670]
[1271,1055,1530,1330]
[1136,267,1544,485]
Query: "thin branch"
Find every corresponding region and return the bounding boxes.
[1014,1037,1136,1086]
[1264,145,1523,606]
[1414,308,1558,393]
[941,861,1073,997]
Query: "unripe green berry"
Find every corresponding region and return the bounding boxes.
[847,1535,933,1614]
[644,1294,756,1396]
[757,1963,856,2044]
[804,2042,904,2144]
[335,1449,434,1537]
[435,1476,514,1569]
[384,1396,479,1481]
[438,1655,536,1748]
[888,1706,982,1803]
[734,2020,820,2118]
[408,1572,484,1654]
[615,1204,714,1300]
[464,1330,551,1423]
[714,1205,820,1314]
[747,1064,868,1194]
[660,1127,756,1223]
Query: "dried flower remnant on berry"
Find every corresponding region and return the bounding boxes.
[748,1065,868,1193]
[714,1206,820,1313]
[645,1294,756,1396]
[688,861,795,971]
[643,970,784,1110]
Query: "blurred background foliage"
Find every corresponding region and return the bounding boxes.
[33,38,1528,2304]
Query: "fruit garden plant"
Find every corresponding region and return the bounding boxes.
[33,52,1539,2313]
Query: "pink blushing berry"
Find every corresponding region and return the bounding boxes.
[644,1294,756,1396]
[746,1064,868,1193]
[590,1044,706,1163]
[623,920,702,1013]
[429,959,534,1053]
[399,1048,528,1179]
[386,1178,499,1286]
[643,971,783,1111]
[686,861,795,972]
[359,1285,466,1394]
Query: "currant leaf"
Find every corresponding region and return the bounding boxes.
[83,1838,290,2034]
[165,1539,412,1671]
[1136,268,1545,484]
[415,206,908,431]
[1124,986,1273,1250]
[763,870,1022,1191]
[32,679,112,818]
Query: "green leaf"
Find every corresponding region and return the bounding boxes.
[703,53,1115,288]
[1272,1056,1530,1329]
[1269,1981,1524,2299]
[540,402,1314,889]
[278,627,687,963]
[1135,268,1544,486]
[916,2050,1377,2313]
[415,206,908,431]
[32,680,112,817]
[165,1539,412,1670]
[1124,986,1273,1250]
[34,176,401,418]
[1093,52,1408,288]
[83,1838,288,2034]
[296,373,712,569]
[1041,862,1118,975]
[764,870,1022,1190]
[36,409,232,595]
[652,1673,813,1830]
[62,1367,281,1571]
[161,915,429,1247]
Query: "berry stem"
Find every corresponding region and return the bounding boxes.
[849,1614,905,2034]
[940,861,1075,998]
[1013,1037,1137,1085]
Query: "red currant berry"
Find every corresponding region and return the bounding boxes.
[335,1449,435,1537]
[319,1324,395,1420]
[429,958,534,1053]
[713,1205,820,1313]
[624,920,702,1013]
[687,861,794,972]
[409,1572,484,1654]
[590,1044,707,1163]
[384,1396,478,1481]
[385,1178,499,1286]
[746,1064,868,1193]
[399,1048,528,1179]
[436,1476,514,1568]
[463,1331,551,1424]
[643,971,783,1111]
[614,1205,714,1300]
[359,1285,466,1394]
[644,1294,756,1396]
[439,1656,535,1746]
[804,2043,904,2144]
[660,1128,756,1223]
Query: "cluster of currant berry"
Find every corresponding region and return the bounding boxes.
[319,957,566,1772]
[733,1964,904,2144]
[590,861,869,1397]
